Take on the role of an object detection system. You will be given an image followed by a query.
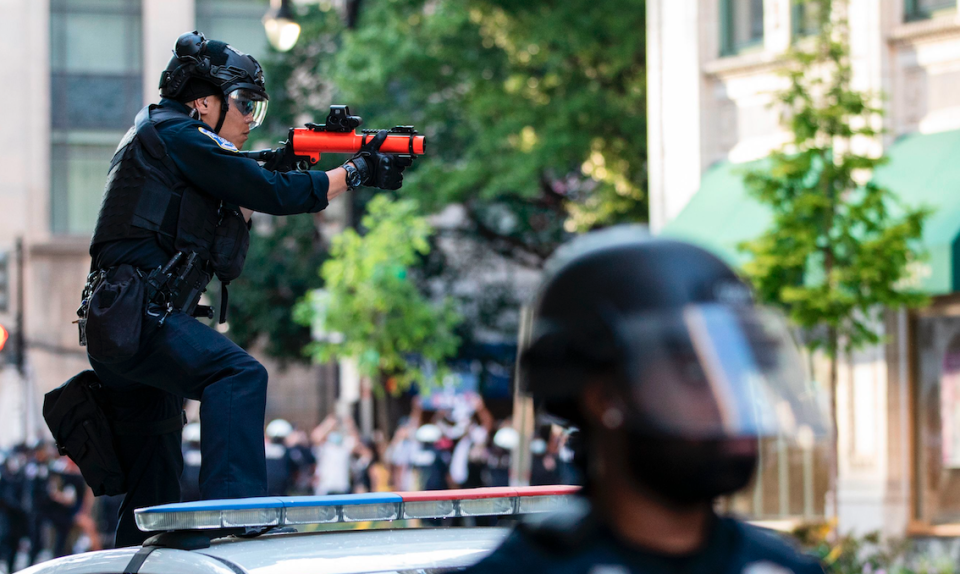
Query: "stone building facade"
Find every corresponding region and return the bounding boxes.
[649,0,960,538]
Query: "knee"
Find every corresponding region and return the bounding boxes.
[242,359,268,389]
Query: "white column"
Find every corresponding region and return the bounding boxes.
[764,0,792,54]
[648,0,702,232]
[142,0,196,106]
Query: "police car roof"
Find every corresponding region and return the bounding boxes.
[18,487,579,574]
[19,527,509,574]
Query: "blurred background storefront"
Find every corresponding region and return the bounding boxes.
[649,0,960,538]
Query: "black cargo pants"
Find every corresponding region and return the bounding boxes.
[89,310,269,547]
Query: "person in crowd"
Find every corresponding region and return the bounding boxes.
[312,414,360,496]
[284,429,316,496]
[265,419,295,496]
[386,418,420,492]
[0,447,27,573]
[45,457,87,558]
[25,444,52,566]
[179,423,202,502]
[529,426,561,487]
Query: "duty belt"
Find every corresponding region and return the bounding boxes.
[145,252,214,327]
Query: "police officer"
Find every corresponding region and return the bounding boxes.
[264,419,294,496]
[83,31,408,547]
[464,227,826,574]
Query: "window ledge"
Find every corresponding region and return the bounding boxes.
[704,50,786,79]
[890,14,960,45]
[907,521,960,537]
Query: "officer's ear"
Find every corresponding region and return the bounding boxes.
[192,96,216,115]
[581,379,626,431]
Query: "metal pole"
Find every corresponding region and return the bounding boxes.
[14,238,23,375]
[15,237,28,444]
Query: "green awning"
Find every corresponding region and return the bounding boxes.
[661,129,960,295]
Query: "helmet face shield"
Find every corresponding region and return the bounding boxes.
[227,88,268,130]
[619,304,828,441]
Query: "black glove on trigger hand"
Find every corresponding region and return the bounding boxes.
[263,141,298,173]
[350,130,409,191]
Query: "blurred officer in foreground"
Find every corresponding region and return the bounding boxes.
[465,227,826,574]
[79,30,408,547]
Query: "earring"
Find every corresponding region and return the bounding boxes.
[601,408,624,429]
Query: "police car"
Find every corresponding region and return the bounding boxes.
[18,486,578,574]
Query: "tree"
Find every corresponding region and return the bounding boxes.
[738,0,930,515]
[271,0,647,266]
[294,195,461,391]
[223,214,328,365]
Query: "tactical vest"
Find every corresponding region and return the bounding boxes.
[91,105,248,285]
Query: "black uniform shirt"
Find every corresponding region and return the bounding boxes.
[464,501,825,574]
[92,98,331,271]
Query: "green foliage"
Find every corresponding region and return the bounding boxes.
[225,214,328,365]
[793,525,954,574]
[739,0,930,355]
[294,195,461,390]
[270,0,647,264]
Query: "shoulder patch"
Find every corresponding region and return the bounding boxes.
[198,127,238,152]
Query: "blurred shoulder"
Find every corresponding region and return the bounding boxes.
[730,519,825,574]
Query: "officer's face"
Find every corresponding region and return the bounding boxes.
[218,99,255,150]
[192,96,253,150]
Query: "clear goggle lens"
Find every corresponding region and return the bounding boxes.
[228,89,269,130]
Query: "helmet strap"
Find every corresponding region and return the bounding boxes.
[214,95,228,133]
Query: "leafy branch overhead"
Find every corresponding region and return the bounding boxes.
[294,196,462,391]
[739,0,930,355]
[269,0,647,266]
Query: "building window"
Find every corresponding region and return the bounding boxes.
[905,0,957,21]
[50,0,142,235]
[792,1,821,39]
[720,0,765,57]
[196,0,270,58]
[914,310,960,524]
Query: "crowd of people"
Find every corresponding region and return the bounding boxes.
[183,396,579,501]
[0,443,122,573]
[0,396,575,571]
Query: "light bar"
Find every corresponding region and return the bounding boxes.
[135,486,580,533]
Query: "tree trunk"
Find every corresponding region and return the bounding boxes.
[827,326,840,535]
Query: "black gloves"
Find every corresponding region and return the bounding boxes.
[348,130,413,191]
[262,141,301,173]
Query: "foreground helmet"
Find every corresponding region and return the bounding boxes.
[521,227,827,503]
[159,31,269,131]
[521,226,826,442]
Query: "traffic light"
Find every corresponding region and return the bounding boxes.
[0,324,8,353]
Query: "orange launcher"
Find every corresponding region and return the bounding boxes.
[291,127,427,165]
[241,105,427,172]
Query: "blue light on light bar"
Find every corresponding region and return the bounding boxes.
[134,486,580,533]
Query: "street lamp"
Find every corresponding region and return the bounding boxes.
[263,0,301,52]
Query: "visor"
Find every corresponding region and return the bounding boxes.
[227,88,269,130]
[618,304,828,441]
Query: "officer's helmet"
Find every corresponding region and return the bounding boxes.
[159,31,269,129]
[266,419,294,440]
[183,422,201,444]
[521,226,827,443]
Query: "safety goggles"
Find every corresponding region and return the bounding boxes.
[614,304,828,442]
[228,89,269,130]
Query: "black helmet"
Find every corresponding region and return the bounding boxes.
[159,32,269,130]
[521,225,825,442]
[160,31,267,100]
